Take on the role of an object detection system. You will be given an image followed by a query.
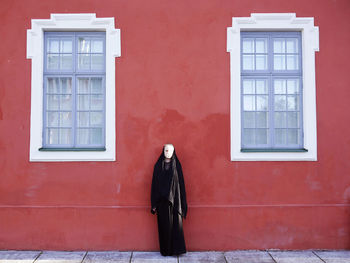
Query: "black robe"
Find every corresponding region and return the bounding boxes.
[151,149,187,256]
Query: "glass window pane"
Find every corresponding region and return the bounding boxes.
[79,38,90,53]
[287,95,299,111]
[92,40,103,53]
[274,95,286,111]
[243,129,254,145]
[286,55,299,70]
[287,79,299,94]
[46,128,59,145]
[91,54,104,70]
[47,112,59,127]
[78,112,89,127]
[273,38,285,53]
[90,112,103,126]
[60,95,72,110]
[77,129,89,145]
[47,78,60,93]
[60,112,72,127]
[274,55,285,70]
[255,55,267,70]
[286,38,298,53]
[59,128,72,145]
[275,112,287,128]
[48,39,59,53]
[91,78,103,93]
[256,112,268,128]
[242,55,254,70]
[91,95,104,110]
[256,129,268,144]
[255,38,267,53]
[243,95,255,111]
[257,95,268,111]
[61,40,72,53]
[287,129,299,144]
[78,78,90,93]
[47,95,59,110]
[78,54,90,70]
[243,79,255,94]
[61,54,73,70]
[47,54,59,70]
[91,128,103,144]
[243,112,255,128]
[275,129,286,145]
[256,80,267,94]
[78,95,90,110]
[242,38,254,53]
[274,80,286,94]
[60,78,72,94]
[287,112,299,128]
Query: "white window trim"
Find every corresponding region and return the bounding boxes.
[27,13,121,162]
[227,13,319,161]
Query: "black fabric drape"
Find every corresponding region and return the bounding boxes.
[151,148,187,256]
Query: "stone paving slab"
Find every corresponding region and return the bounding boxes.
[313,250,350,263]
[36,251,86,263]
[179,251,226,263]
[0,251,41,263]
[131,252,177,262]
[225,250,275,263]
[269,251,323,263]
[83,251,131,263]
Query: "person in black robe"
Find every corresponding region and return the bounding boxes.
[151,144,187,256]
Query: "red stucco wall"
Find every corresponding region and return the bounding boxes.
[1,0,350,250]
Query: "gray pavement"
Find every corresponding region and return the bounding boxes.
[0,250,349,263]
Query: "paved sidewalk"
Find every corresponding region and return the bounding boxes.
[0,250,349,263]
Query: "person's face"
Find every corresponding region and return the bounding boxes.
[164,144,174,159]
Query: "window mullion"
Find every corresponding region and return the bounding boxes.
[268,33,275,148]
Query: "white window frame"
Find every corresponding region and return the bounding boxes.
[227,13,319,161]
[27,13,121,162]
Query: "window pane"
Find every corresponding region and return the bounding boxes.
[255,38,267,53]
[90,128,103,144]
[48,39,59,53]
[78,112,89,127]
[274,55,285,70]
[287,95,299,111]
[275,112,287,128]
[255,55,267,70]
[273,38,285,53]
[47,112,59,127]
[47,54,59,70]
[242,38,254,53]
[256,112,268,128]
[287,112,299,128]
[60,95,72,110]
[46,128,59,145]
[243,129,254,145]
[286,55,299,70]
[286,38,298,53]
[242,55,254,70]
[256,129,268,144]
[78,78,90,93]
[243,112,255,128]
[61,54,73,70]
[274,80,286,94]
[60,78,72,94]
[79,38,90,53]
[77,129,89,145]
[287,79,299,94]
[256,80,267,94]
[61,40,72,53]
[91,54,104,70]
[78,54,90,70]
[78,95,90,110]
[91,95,104,110]
[47,95,59,110]
[287,129,299,144]
[92,40,103,53]
[91,78,103,93]
[59,128,72,145]
[243,79,254,94]
[274,95,286,110]
[60,112,72,127]
[243,95,255,111]
[90,112,103,126]
[257,95,268,111]
[275,129,286,145]
[47,78,60,93]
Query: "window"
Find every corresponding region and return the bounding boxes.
[227,13,319,161]
[43,32,106,149]
[27,14,121,161]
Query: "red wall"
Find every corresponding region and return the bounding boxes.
[1,0,350,250]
